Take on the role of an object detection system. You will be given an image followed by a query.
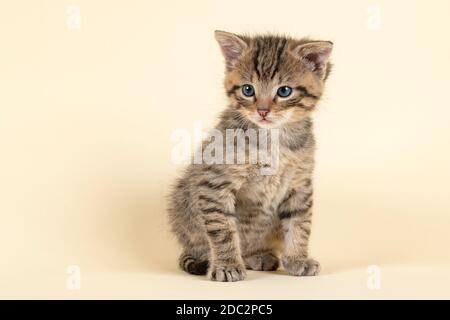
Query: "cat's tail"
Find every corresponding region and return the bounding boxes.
[179,253,209,275]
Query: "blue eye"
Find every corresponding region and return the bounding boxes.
[277,86,293,98]
[242,84,255,97]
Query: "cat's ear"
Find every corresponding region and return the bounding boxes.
[293,41,333,79]
[215,30,248,69]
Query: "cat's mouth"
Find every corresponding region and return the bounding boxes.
[245,110,289,128]
[255,117,279,128]
[246,113,279,128]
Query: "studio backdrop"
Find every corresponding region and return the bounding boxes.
[1,0,449,299]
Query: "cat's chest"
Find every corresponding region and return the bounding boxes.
[238,144,313,207]
[236,157,297,212]
[239,175,288,208]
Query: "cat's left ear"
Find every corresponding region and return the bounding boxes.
[215,30,248,70]
[293,41,333,79]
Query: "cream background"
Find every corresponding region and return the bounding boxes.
[1,0,450,299]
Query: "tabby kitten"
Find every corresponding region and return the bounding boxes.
[168,31,333,282]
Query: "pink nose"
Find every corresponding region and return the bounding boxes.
[258,109,270,118]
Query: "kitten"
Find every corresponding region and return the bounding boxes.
[168,31,333,282]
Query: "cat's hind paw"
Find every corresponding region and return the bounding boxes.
[245,253,279,271]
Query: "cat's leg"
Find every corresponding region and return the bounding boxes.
[170,204,211,275]
[178,232,210,275]
[179,252,209,275]
[196,173,246,282]
[204,216,246,282]
[277,179,320,276]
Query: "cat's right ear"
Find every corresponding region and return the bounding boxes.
[292,41,333,80]
[214,30,247,70]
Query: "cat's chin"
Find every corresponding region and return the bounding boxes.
[255,120,279,129]
[248,117,288,129]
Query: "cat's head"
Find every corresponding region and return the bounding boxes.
[215,31,333,128]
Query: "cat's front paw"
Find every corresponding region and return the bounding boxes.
[281,256,320,276]
[208,263,246,282]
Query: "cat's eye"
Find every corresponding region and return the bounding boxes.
[277,86,293,98]
[242,84,255,97]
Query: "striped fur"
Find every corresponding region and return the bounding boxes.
[179,253,209,275]
[168,31,332,281]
